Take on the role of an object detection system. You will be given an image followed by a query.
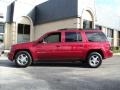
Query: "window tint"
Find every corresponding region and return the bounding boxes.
[44,32,61,43]
[86,32,107,42]
[65,32,82,42]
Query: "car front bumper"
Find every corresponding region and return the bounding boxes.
[8,52,14,61]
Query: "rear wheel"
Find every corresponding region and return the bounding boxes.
[87,52,102,68]
[14,51,32,67]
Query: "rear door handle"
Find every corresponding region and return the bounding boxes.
[56,45,60,47]
[79,45,83,47]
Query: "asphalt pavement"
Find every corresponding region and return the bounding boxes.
[0,55,120,90]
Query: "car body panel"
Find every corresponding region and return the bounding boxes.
[8,29,113,63]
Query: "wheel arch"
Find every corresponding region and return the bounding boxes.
[86,49,104,59]
[13,49,33,60]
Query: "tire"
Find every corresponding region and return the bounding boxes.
[87,52,102,68]
[14,51,32,67]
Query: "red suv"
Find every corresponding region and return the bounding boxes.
[8,29,113,68]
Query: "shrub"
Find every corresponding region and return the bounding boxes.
[111,46,120,53]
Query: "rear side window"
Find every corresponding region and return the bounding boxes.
[65,32,82,42]
[86,32,108,42]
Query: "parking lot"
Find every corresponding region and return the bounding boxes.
[0,55,120,90]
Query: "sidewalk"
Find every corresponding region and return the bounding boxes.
[113,53,120,56]
[0,55,8,60]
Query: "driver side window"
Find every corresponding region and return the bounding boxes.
[44,32,61,43]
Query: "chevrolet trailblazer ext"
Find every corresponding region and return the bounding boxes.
[8,29,113,68]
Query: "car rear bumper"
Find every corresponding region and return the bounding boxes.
[104,50,113,59]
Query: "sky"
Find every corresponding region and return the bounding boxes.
[96,0,120,10]
[0,0,120,29]
[96,0,120,16]
[95,0,120,29]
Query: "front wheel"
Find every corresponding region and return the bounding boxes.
[87,52,102,68]
[14,51,32,67]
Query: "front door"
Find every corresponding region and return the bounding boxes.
[35,32,62,60]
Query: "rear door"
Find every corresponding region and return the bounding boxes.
[60,32,84,59]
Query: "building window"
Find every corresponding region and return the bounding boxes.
[0,24,4,33]
[0,34,4,47]
[107,28,113,38]
[118,31,120,46]
[107,28,114,46]
[0,34,4,41]
[17,24,30,43]
[118,31,120,39]
[0,13,3,18]
[96,25,102,30]
[83,20,93,29]
[18,24,30,34]
[0,16,3,18]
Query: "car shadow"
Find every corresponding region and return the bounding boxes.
[0,59,90,68]
[0,59,18,68]
[30,62,90,68]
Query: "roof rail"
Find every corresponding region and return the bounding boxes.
[58,28,97,31]
[58,28,82,31]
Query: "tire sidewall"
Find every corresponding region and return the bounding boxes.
[14,51,32,67]
[87,52,102,68]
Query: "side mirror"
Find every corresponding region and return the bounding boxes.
[38,39,43,43]
[38,39,47,44]
[42,41,47,44]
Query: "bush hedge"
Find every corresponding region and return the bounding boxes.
[111,46,120,53]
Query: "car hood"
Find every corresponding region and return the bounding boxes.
[12,42,35,49]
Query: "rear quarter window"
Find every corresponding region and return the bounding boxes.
[86,32,108,42]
